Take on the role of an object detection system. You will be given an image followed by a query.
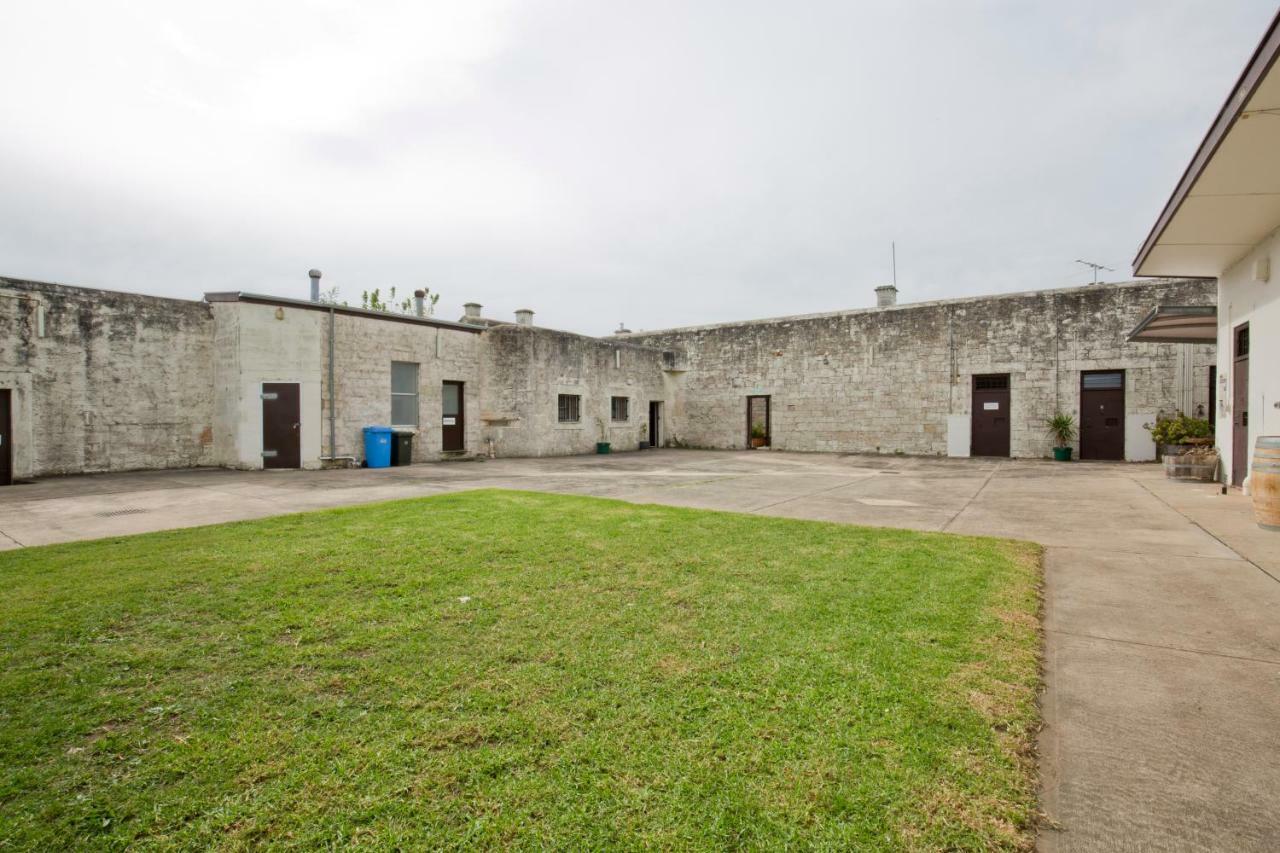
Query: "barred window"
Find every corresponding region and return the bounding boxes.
[391,361,419,426]
[611,396,629,422]
[558,394,581,423]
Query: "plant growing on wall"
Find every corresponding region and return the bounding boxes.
[351,286,441,316]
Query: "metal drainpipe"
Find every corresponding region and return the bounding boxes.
[328,307,337,460]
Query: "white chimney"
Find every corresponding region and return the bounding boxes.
[308,268,322,302]
[413,289,426,317]
[875,284,898,307]
[463,302,482,323]
[515,308,534,326]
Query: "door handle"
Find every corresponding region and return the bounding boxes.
[292,423,299,430]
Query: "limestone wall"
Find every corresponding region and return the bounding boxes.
[322,312,484,463]
[625,279,1217,460]
[478,325,669,456]
[0,277,216,478]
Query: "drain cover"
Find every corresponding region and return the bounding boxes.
[96,507,149,518]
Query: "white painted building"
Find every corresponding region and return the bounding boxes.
[1133,9,1280,490]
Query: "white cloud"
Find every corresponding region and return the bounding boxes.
[0,0,1274,332]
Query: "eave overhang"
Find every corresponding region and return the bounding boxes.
[1126,305,1217,344]
[1134,9,1280,278]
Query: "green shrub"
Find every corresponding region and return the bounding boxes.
[1147,414,1212,446]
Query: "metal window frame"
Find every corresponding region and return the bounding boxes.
[390,361,420,427]
[610,395,629,422]
[558,393,581,424]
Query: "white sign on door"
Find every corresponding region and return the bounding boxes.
[983,402,999,411]
[443,417,456,425]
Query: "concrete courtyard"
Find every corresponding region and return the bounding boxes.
[1,449,1277,850]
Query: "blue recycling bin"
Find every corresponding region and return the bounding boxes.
[363,426,393,469]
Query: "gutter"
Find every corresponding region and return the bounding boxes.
[1133,7,1280,274]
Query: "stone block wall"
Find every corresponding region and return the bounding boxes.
[322,312,484,463]
[625,279,1217,460]
[0,277,216,478]
[478,325,668,456]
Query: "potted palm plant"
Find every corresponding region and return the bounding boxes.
[1046,413,1076,461]
[749,423,767,448]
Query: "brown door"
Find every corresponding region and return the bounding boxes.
[261,382,301,469]
[1080,371,1125,461]
[970,375,1010,457]
[442,381,464,452]
[0,389,12,486]
[648,401,662,447]
[746,395,770,447]
[1232,323,1249,486]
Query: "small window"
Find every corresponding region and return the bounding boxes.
[1236,325,1249,358]
[558,394,581,423]
[1082,371,1123,390]
[391,361,419,426]
[974,375,1009,391]
[611,396,629,422]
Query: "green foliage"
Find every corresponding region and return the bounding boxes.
[0,491,1040,850]
[749,423,767,439]
[356,286,441,316]
[1045,413,1077,446]
[1147,413,1213,446]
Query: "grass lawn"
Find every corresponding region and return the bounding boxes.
[0,489,1041,850]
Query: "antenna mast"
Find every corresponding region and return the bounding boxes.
[892,242,897,288]
[1075,259,1114,285]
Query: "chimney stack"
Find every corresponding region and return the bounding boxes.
[413,289,426,317]
[308,268,322,302]
[515,308,534,327]
[462,302,482,323]
[616,322,631,335]
[875,284,898,308]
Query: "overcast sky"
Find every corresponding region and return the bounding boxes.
[1,1,1275,334]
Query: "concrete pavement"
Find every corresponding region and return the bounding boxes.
[1,449,1276,850]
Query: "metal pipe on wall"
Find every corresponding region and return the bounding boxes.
[328,306,337,460]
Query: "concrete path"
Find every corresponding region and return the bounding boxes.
[1,449,1277,850]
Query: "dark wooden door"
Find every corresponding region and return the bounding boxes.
[1080,371,1125,461]
[970,375,1010,457]
[1232,323,1249,486]
[747,395,770,447]
[0,389,12,486]
[442,381,464,452]
[648,401,661,447]
[262,383,301,469]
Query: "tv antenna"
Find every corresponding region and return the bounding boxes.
[1075,259,1114,285]
[891,241,898,287]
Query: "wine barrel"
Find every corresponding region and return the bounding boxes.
[1253,436,1280,531]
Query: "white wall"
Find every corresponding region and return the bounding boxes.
[1216,227,1280,489]
[211,303,323,470]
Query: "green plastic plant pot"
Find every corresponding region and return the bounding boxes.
[596,442,611,454]
[1053,446,1073,462]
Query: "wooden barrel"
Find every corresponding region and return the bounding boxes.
[1253,437,1280,531]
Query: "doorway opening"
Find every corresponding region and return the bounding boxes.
[1232,323,1249,486]
[0,389,12,486]
[648,401,662,448]
[261,382,301,469]
[970,374,1010,457]
[442,381,465,452]
[1080,370,1125,461]
[746,395,771,448]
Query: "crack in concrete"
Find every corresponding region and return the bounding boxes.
[0,527,24,548]
[745,472,888,515]
[940,461,1003,531]
[1047,627,1280,667]
[1129,476,1280,586]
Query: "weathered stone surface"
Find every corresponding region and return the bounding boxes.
[478,325,668,456]
[0,277,216,478]
[625,279,1217,459]
[0,275,1217,474]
